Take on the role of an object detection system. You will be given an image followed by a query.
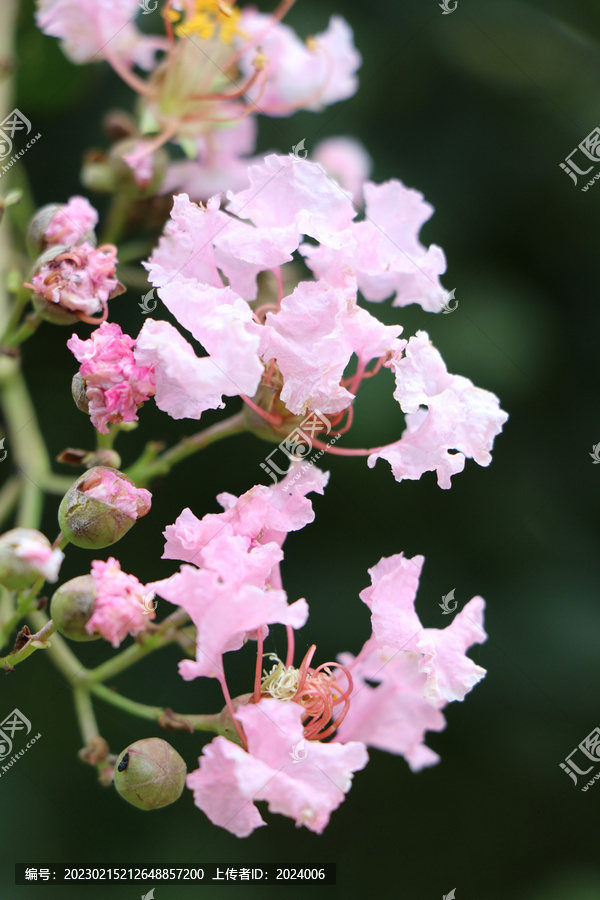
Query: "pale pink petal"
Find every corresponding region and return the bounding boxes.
[45,196,98,246]
[336,644,445,770]
[225,154,356,249]
[150,567,308,680]
[416,597,487,702]
[134,319,251,420]
[368,332,508,487]
[359,552,424,648]
[36,0,158,70]
[260,279,400,415]
[236,13,360,115]
[187,699,368,836]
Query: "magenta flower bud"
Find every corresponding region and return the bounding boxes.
[0,528,64,590]
[114,738,187,810]
[27,196,98,258]
[58,467,152,549]
[50,575,101,642]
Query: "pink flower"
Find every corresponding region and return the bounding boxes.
[150,566,308,681]
[359,552,487,702]
[30,242,121,320]
[67,322,156,433]
[86,557,154,647]
[44,196,98,247]
[83,468,151,520]
[313,136,372,206]
[303,179,448,311]
[36,0,158,70]
[368,331,509,488]
[236,13,361,115]
[186,698,368,836]
[259,278,401,415]
[162,465,328,564]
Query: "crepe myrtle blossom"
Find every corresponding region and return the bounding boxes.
[26,241,124,325]
[150,468,485,834]
[85,557,155,646]
[134,153,507,487]
[36,0,360,180]
[67,322,156,433]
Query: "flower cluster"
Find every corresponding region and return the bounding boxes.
[133,154,507,487]
[150,468,486,835]
[85,557,155,647]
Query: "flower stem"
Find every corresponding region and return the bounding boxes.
[89,682,223,734]
[125,411,247,486]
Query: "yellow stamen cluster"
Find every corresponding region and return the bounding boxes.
[261,656,300,701]
[169,0,243,44]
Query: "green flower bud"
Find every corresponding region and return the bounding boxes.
[71,373,90,414]
[58,466,152,550]
[50,575,100,642]
[114,738,187,810]
[0,528,64,591]
[108,138,169,199]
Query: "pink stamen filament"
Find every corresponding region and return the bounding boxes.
[218,667,248,750]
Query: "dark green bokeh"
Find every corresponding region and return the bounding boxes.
[1,0,600,897]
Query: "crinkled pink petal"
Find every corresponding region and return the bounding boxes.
[163,465,328,563]
[226,154,356,249]
[45,196,98,246]
[150,567,308,680]
[359,551,487,703]
[368,331,508,487]
[237,13,360,115]
[336,643,445,770]
[67,321,155,433]
[187,699,368,836]
[84,469,151,519]
[260,279,400,415]
[313,136,372,206]
[157,280,262,397]
[86,557,154,647]
[416,597,487,702]
[144,193,228,289]
[134,318,253,420]
[359,552,425,647]
[31,241,119,316]
[123,141,156,190]
[36,0,158,70]
[304,180,447,311]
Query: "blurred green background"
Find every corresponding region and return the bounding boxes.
[1,0,600,897]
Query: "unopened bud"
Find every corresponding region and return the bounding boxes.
[58,466,151,549]
[50,575,100,642]
[0,528,64,590]
[71,373,89,413]
[114,738,186,810]
[108,139,169,199]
